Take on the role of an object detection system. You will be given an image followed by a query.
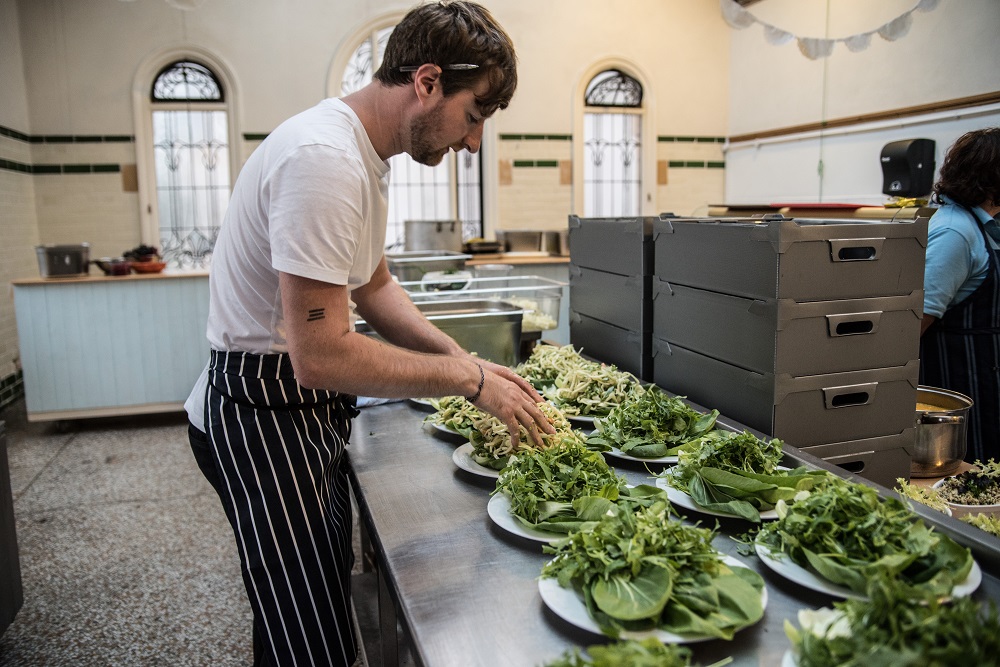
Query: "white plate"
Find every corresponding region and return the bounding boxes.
[408,397,436,410]
[428,421,469,440]
[452,442,501,479]
[538,554,767,643]
[605,446,677,465]
[487,493,561,544]
[754,539,982,601]
[931,478,1000,519]
[781,649,797,667]
[655,475,778,521]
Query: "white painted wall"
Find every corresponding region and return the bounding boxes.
[724,0,1000,204]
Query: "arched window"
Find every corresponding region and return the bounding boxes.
[148,59,231,267]
[582,69,643,217]
[338,22,483,249]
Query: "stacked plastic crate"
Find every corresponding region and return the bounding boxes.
[567,215,655,381]
[649,214,929,486]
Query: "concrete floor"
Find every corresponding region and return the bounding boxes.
[0,399,369,666]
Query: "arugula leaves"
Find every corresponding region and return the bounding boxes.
[541,637,732,667]
[757,477,975,598]
[585,386,720,458]
[494,439,665,533]
[541,502,765,639]
[785,576,1000,666]
[663,431,827,522]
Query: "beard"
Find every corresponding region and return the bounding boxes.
[409,103,449,166]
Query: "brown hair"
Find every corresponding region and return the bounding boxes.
[373,1,517,116]
[933,127,1000,208]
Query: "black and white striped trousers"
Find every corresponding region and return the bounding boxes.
[193,349,359,667]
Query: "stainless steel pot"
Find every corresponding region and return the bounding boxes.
[911,385,972,478]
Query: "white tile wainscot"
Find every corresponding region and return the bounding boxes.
[12,271,209,422]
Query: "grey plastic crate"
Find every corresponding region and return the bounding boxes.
[568,215,657,275]
[569,264,651,332]
[797,429,916,488]
[652,280,923,376]
[569,310,650,381]
[652,215,928,301]
[651,338,919,447]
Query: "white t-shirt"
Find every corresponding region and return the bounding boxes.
[185,98,390,428]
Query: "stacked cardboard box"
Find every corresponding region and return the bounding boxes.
[650,214,928,486]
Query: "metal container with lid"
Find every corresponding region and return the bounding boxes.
[35,244,90,278]
[911,385,972,478]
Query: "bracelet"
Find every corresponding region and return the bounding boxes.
[467,363,485,403]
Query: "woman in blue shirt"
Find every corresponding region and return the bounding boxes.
[920,127,1000,463]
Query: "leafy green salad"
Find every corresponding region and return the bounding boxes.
[422,395,484,440]
[541,637,732,667]
[755,477,975,598]
[541,501,765,640]
[785,576,1000,666]
[494,438,665,534]
[662,430,827,522]
[586,386,719,459]
[514,343,642,417]
[468,401,582,471]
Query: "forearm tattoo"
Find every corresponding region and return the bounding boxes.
[306,308,325,322]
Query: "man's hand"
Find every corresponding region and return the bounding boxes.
[470,359,555,450]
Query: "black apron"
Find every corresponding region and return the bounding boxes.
[919,207,1000,463]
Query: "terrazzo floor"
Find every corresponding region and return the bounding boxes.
[0,400,370,666]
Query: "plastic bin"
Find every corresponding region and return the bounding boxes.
[402,276,565,333]
[385,250,472,282]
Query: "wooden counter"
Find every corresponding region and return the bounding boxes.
[466,253,570,266]
[11,269,209,286]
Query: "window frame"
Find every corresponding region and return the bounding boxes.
[572,60,656,217]
[328,12,498,243]
[132,47,241,252]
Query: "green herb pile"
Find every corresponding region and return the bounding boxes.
[469,401,581,470]
[585,386,720,459]
[423,395,484,440]
[785,576,1000,666]
[541,363,642,417]
[541,501,765,639]
[540,637,731,667]
[893,477,950,514]
[963,512,1000,537]
[664,430,827,522]
[514,343,642,417]
[936,458,1000,505]
[756,477,974,598]
[495,439,664,533]
[516,344,592,390]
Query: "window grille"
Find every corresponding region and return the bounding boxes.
[150,61,230,268]
[583,69,643,217]
[343,25,483,248]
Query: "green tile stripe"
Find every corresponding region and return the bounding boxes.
[0,158,121,174]
[499,133,572,141]
[658,135,725,143]
[512,159,560,168]
[666,160,724,169]
[0,124,134,143]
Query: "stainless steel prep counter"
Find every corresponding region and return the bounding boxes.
[346,401,1000,667]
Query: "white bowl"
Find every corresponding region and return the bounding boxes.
[932,478,1000,519]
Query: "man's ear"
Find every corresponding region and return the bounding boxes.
[413,64,442,104]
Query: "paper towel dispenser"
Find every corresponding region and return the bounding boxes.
[880,138,935,197]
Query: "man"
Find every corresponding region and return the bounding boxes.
[920,127,1000,463]
[184,3,554,665]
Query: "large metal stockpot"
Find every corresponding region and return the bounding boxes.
[911,385,972,478]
